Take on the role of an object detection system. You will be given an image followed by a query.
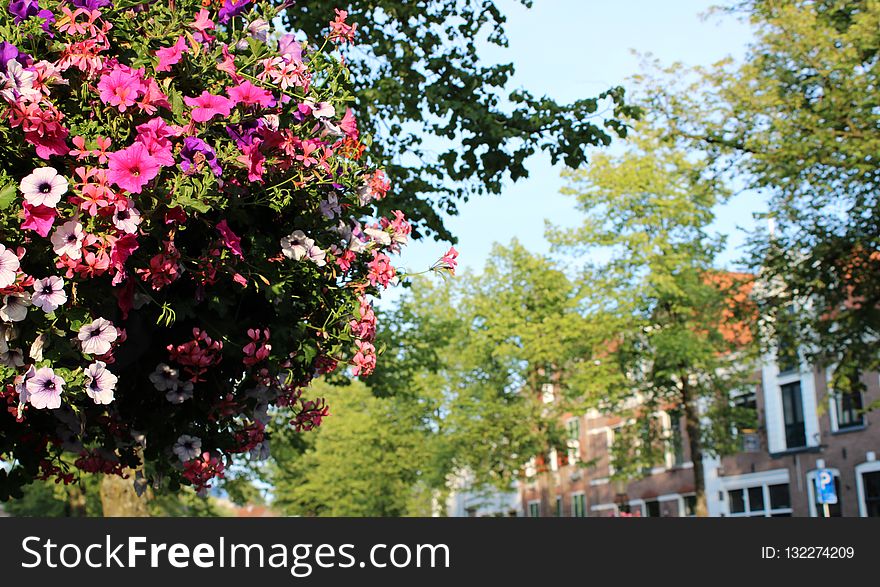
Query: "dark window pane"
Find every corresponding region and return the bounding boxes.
[729,489,746,514]
[771,512,792,517]
[781,383,806,449]
[748,486,765,512]
[769,484,791,509]
[863,472,880,518]
[684,495,697,517]
[645,500,660,517]
[555,497,562,517]
[836,392,864,429]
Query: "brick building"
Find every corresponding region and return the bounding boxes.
[519,355,880,517]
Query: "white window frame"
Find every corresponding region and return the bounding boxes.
[541,383,555,404]
[806,467,841,517]
[566,417,582,465]
[571,492,586,518]
[720,468,793,517]
[762,353,820,453]
[855,458,880,517]
[827,379,866,433]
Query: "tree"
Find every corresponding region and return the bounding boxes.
[369,242,588,493]
[287,1,641,241]
[640,0,880,393]
[271,379,434,516]
[550,128,758,515]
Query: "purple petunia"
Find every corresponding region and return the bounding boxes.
[225,120,262,149]
[179,137,223,177]
[8,0,55,34]
[0,42,25,71]
[25,366,63,409]
[69,0,111,9]
[32,275,67,313]
[218,0,252,24]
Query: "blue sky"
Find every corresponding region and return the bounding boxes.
[386,0,765,303]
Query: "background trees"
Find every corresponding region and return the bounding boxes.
[642,0,880,392]
[550,128,757,514]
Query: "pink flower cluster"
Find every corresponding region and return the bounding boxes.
[166,328,224,382]
[182,451,225,493]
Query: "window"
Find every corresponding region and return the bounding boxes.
[566,418,581,440]
[527,501,540,517]
[566,418,581,465]
[780,382,806,449]
[834,390,864,430]
[807,471,842,517]
[572,493,586,517]
[643,499,661,517]
[683,495,697,517]
[733,390,757,412]
[555,496,563,517]
[862,471,880,517]
[727,483,792,517]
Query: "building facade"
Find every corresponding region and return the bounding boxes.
[519,356,880,517]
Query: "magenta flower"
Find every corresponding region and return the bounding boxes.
[216,219,243,259]
[227,80,275,108]
[25,366,64,410]
[97,68,144,112]
[78,317,118,355]
[21,203,57,237]
[184,91,234,123]
[155,36,188,73]
[32,276,67,313]
[20,167,68,208]
[0,243,20,288]
[107,143,160,194]
[85,361,117,405]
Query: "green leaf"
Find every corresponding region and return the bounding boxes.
[0,182,16,209]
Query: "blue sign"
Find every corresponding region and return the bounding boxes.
[815,468,838,505]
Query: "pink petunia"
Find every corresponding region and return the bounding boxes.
[21,203,57,237]
[50,219,85,260]
[216,219,243,259]
[85,361,117,405]
[20,167,68,208]
[227,81,275,108]
[236,142,265,182]
[78,317,118,355]
[32,276,67,313]
[97,68,144,112]
[155,36,188,73]
[25,366,64,410]
[0,243,20,288]
[184,91,234,123]
[107,143,160,194]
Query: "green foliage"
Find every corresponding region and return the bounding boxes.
[550,126,758,502]
[271,380,433,517]
[287,0,641,241]
[640,0,880,388]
